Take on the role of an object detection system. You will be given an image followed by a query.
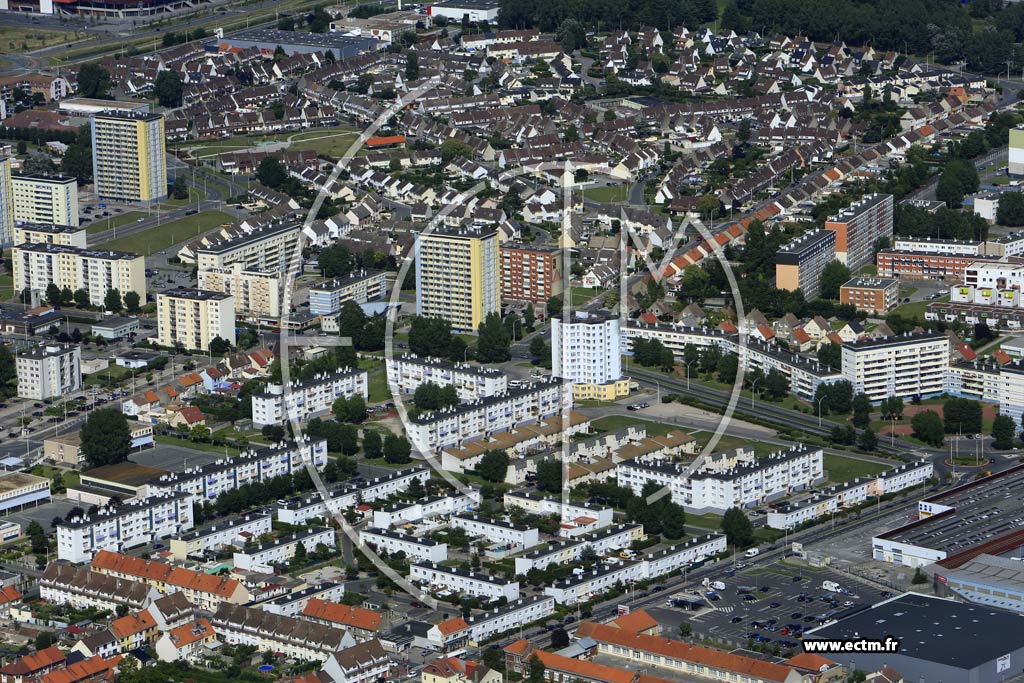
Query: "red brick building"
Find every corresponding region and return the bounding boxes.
[500,244,562,304]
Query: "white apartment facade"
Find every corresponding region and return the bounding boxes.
[149,439,329,501]
[156,288,235,351]
[372,491,480,528]
[410,562,521,601]
[56,492,195,563]
[252,368,369,427]
[841,332,948,402]
[276,468,431,525]
[552,311,629,400]
[12,243,146,307]
[503,491,614,530]
[450,514,540,549]
[13,223,86,247]
[308,271,387,316]
[360,528,448,563]
[169,514,273,560]
[197,265,282,319]
[196,223,301,273]
[0,155,14,246]
[408,377,569,452]
[233,527,336,572]
[11,174,78,226]
[16,343,81,400]
[387,354,508,401]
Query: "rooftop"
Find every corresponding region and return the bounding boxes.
[229,27,377,49]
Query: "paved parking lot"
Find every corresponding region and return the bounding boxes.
[676,564,894,650]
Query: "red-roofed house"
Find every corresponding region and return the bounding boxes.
[784,652,843,680]
[994,349,1012,365]
[39,655,121,683]
[167,406,206,429]
[753,323,776,342]
[607,609,660,636]
[791,326,813,351]
[155,619,217,663]
[427,617,470,653]
[639,312,657,325]
[422,657,501,683]
[0,646,66,683]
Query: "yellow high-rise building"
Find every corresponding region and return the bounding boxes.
[0,155,13,247]
[91,110,167,205]
[156,288,235,351]
[415,226,499,333]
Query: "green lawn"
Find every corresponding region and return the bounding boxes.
[824,454,888,483]
[0,274,13,300]
[185,126,360,161]
[154,434,241,456]
[856,264,877,276]
[86,212,148,234]
[83,364,132,387]
[689,431,780,457]
[570,286,599,305]
[590,415,678,436]
[686,511,724,529]
[358,357,390,403]
[159,188,207,209]
[99,210,234,254]
[890,299,930,321]
[583,184,630,203]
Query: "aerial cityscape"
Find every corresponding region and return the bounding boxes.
[1,0,1024,682]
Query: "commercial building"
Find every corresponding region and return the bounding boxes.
[617,445,825,515]
[410,563,520,601]
[12,223,86,248]
[387,354,507,401]
[91,316,140,340]
[407,377,568,452]
[838,277,899,315]
[12,243,146,308]
[415,226,500,333]
[11,174,78,227]
[148,440,327,502]
[428,0,501,23]
[0,472,50,515]
[15,343,81,400]
[251,368,368,427]
[232,527,335,573]
[308,271,387,316]
[56,492,195,563]
[840,331,948,402]
[168,514,273,560]
[360,528,448,563]
[935,553,1024,614]
[499,244,562,303]
[823,193,893,272]
[876,249,994,281]
[156,288,235,351]
[775,229,836,299]
[91,111,167,205]
[197,265,282,320]
[552,311,628,400]
[195,223,301,274]
[215,28,377,57]
[805,593,1024,683]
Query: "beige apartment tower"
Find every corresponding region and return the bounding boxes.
[157,288,235,351]
[91,110,167,205]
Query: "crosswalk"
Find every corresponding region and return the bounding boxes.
[715,606,735,613]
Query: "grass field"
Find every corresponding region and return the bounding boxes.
[85,212,148,234]
[185,126,360,161]
[686,511,724,528]
[583,184,630,203]
[570,286,598,305]
[890,299,931,320]
[99,210,234,254]
[159,188,206,209]
[824,454,888,483]
[0,26,87,52]
[0,274,13,300]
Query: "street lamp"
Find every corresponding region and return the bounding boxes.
[816,396,828,428]
[684,359,697,391]
[750,377,762,408]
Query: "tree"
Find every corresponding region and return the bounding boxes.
[45,283,62,309]
[820,260,851,300]
[439,138,473,163]
[320,242,354,278]
[696,194,720,221]
[536,460,561,493]
[116,291,140,316]
[717,354,739,384]
[817,342,842,371]
[363,430,383,458]
[209,336,231,355]
[550,627,570,648]
[556,17,585,51]
[852,393,872,429]
[76,62,111,98]
[0,346,14,389]
[171,175,189,200]
[80,408,131,468]
[292,539,308,566]
[256,156,288,189]
[34,631,55,651]
[992,414,1016,450]
[911,410,945,447]
[912,567,929,585]
[478,450,510,482]
[527,656,546,683]
[409,316,454,358]
[103,289,122,313]
[999,192,1024,227]
[678,622,693,638]
[678,265,710,300]
[943,397,983,434]
[721,507,754,547]
[858,427,878,451]
[154,69,183,108]
[477,312,511,363]
[881,396,904,420]
[383,434,412,464]
[405,51,420,80]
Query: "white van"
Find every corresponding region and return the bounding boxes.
[744,548,760,558]
[711,581,726,591]
[822,580,841,592]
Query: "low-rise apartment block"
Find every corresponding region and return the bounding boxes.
[839,277,899,314]
[876,249,994,280]
[12,223,86,248]
[233,527,336,572]
[450,514,540,550]
[90,550,251,610]
[197,265,282,320]
[408,377,568,453]
[56,492,195,563]
[196,223,302,274]
[156,288,236,351]
[260,582,347,617]
[149,439,328,501]
[360,528,448,563]
[276,468,431,525]
[387,354,507,401]
[841,332,948,402]
[251,368,368,427]
[12,243,146,307]
[212,602,353,663]
[11,174,78,227]
[39,562,156,612]
[503,491,614,530]
[300,598,382,642]
[372,492,480,529]
[410,563,520,602]
[309,270,387,316]
[168,514,273,560]
[16,343,81,400]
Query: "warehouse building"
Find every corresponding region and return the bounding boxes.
[214,28,377,57]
